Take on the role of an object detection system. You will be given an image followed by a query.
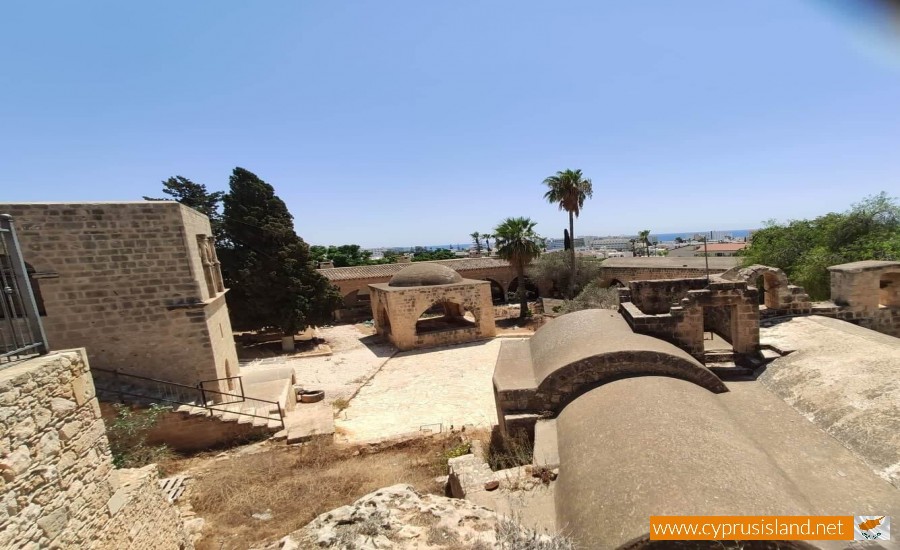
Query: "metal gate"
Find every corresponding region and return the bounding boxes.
[0,214,47,367]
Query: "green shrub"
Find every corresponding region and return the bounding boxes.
[106,403,172,468]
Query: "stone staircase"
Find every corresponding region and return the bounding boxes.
[705,345,791,381]
[173,400,284,431]
[91,368,286,433]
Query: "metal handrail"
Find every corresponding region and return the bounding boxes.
[91,367,284,430]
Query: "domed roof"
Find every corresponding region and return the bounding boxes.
[389,263,463,287]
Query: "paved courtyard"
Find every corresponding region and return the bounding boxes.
[336,339,505,442]
[240,325,395,403]
[240,325,510,443]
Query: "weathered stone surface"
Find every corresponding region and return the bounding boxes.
[1,350,193,549]
[50,397,77,414]
[251,484,499,550]
[759,316,900,488]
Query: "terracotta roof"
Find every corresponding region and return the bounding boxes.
[318,257,511,281]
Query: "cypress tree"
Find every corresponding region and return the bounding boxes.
[221,167,342,335]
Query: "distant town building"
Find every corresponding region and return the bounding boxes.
[694,242,748,257]
[588,236,633,252]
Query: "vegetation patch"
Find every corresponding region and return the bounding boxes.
[104,403,172,469]
[187,435,466,550]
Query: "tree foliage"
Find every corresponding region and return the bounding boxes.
[741,192,900,300]
[310,244,387,267]
[556,281,620,314]
[527,251,602,298]
[494,217,542,318]
[144,176,225,241]
[543,169,593,298]
[411,248,456,261]
[220,167,342,334]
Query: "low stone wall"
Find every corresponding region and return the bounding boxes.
[0,350,191,549]
[146,410,271,452]
[628,278,707,314]
[93,465,191,549]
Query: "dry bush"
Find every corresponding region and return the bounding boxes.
[190,435,463,550]
[496,515,576,550]
[486,430,534,472]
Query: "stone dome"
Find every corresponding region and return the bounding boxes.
[388,263,463,287]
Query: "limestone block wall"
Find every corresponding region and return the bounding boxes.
[370,281,496,351]
[598,265,730,286]
[621,280,760,361]
[0,202,238,387]
[628,278,707,314]
[0,349,191,549]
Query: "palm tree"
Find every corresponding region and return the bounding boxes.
[494,217,542,319]
[483,233,492,255]
[638,229,652,257]
[543,169,593,298]
[470,232,482,256]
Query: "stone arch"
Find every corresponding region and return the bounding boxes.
[597,278,627,289]
[536,350,727,416]
[734,265,789,309]
[879,270,900,307]
[414,299,477,335]
[482,278,506,304]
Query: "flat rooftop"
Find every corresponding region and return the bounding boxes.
[600,256,740,269]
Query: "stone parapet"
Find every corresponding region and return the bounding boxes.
[0,349,191,549]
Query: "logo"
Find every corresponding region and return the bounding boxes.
[855,516,890,541]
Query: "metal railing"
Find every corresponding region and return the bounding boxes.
[0,214,48,367]
[91,368,285,430]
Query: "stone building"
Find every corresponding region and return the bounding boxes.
[0,202,239,390]
[0,349,193,548]
[618,276,761,364]
[369,263,496,351]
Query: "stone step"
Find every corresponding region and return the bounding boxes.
[759,349,781,361]
[216,403,243,422]
[707,362,756,380]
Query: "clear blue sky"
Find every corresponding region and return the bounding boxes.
[2,1,899,247]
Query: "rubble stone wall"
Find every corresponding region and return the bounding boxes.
[0,350,191,549]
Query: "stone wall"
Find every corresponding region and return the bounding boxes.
[0,202,239,388]
[598,265,731,287]
[0,349,191,549]
[627,278,707,314]
[620,278,760,361]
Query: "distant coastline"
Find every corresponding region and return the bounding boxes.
[373,229,754,252]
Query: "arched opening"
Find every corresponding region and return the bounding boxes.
[752,271,782,309]
[415,300,477,335]
[542,351,728,417]
[483,278,506,304]
[880,272,900,307]
[378,305,392,336]
[610,279,626,289]
[755,275,766,305]
[507,277,539,302]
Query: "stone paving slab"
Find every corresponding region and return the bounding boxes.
[240,325,396,406]
[336,339,504,442]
